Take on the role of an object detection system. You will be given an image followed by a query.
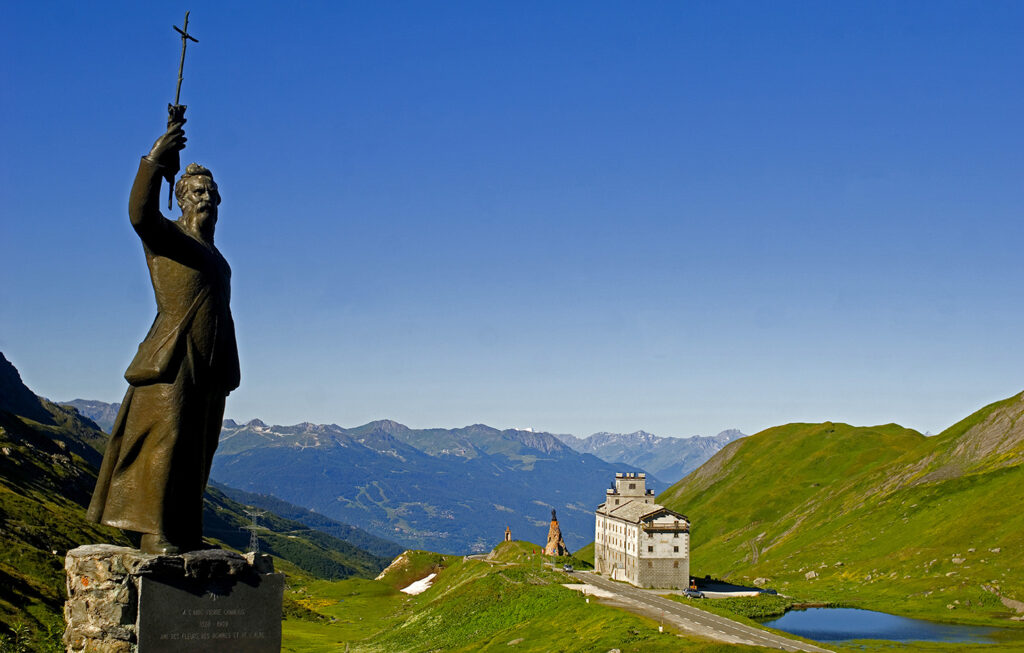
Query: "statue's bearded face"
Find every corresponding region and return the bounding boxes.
[180,176,220,231]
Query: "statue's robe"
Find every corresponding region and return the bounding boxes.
[87,156,239,548]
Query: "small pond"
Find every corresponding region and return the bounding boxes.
[759,607,1014,644]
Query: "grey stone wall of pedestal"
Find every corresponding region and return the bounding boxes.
[63,544,278,653]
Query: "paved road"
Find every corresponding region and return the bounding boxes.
[464,553,508,564]
[575,571,831,652]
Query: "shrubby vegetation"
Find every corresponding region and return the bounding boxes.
[670,593,800,620]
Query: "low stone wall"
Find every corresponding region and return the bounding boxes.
[636,557,689,590]
[64,544,279,653]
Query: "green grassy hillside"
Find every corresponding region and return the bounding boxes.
[375,549,460,590]
[484,539,593,570]
[284,548,756,652]
[658,398,1024,625]
[203,485,389,579]
[0,407,128,651]
[573,541,595,565]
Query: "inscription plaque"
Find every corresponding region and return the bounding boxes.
[137,573,284,652]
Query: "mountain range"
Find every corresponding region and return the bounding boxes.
[209,419,640,553]
[60,399,120,433]
[63,402,742,553]
[556,429,746,484]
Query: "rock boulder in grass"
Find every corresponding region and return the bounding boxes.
[543,509,570,556]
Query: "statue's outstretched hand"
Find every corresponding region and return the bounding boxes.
[147,120,187,173]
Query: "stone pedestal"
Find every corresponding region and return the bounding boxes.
[64,544,283,653]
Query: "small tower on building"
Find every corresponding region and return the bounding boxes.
[504,526,512,542]
[543,509,570,556]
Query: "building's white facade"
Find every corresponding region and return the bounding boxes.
[594,472,690,589]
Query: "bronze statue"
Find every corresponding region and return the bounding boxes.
[86,113,240,554]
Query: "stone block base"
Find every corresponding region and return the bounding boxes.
[64,544,281,652]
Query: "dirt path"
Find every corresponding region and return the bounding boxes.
[574,571,831,652]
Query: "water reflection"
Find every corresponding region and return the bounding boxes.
[760,607,1010,643]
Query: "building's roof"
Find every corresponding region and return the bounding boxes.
[596,499,689,525]
[597,499,661,523]
[641,506,690,523]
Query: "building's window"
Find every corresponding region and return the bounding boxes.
[673,546,679,553]
[647,546,653,552]
[674,532,679,538]
[648,561,653,568]
[648,532,653,538]
[615,499,619,505]
[673,561,679,568]
[629,483,635,489]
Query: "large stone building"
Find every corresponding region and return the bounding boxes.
[594,472,690,589]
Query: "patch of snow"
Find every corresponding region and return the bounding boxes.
[562,583,615,599]
[401,573,437,595]
[375,551,410,580]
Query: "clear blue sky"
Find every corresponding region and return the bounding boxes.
[2,2,1022,438]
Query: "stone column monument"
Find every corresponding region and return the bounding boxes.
[543,509,570,556]
[64,14,282,652]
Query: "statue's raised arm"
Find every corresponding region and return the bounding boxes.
[129,120,187,241]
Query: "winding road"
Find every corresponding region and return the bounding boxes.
[574,571,831,652]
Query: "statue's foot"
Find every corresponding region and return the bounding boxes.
[140,533,182,555]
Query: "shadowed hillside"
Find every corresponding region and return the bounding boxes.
[0,352,389,648]
[212,482,404,559]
